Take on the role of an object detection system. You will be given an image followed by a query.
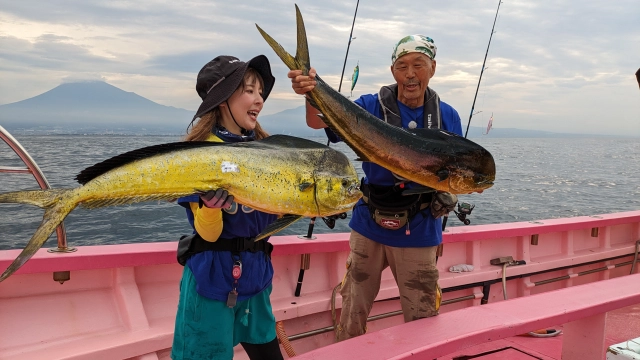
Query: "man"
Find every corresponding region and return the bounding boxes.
[288,35,463,341]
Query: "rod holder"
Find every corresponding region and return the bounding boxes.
[53,271,71,284]
[300,253,311,270]
[531,234,539,245]
[591,227,599,237]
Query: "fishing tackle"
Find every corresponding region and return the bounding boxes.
[454,202,475,225]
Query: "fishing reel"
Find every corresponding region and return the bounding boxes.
[454,202,475,225]
[322,212,348,229]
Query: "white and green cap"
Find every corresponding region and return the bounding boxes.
[391,35,437,65]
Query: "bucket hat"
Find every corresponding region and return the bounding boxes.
[193,55,275,119]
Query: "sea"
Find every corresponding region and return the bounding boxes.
[0,134,638,250]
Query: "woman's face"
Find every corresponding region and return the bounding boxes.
[219,74,264,135]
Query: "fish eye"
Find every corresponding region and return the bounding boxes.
[341,179,349,187]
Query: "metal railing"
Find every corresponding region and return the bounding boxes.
[0,125,75,255]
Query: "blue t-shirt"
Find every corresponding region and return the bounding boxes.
[326,93,463,247]
[177,127,277,302]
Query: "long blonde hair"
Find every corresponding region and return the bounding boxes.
[185,68,270,141]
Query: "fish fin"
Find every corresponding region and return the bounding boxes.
[255,5,310,75]
[436,169,450,182]
[294,4,311,72]
[259,135,331,150]
[299,182,314,192]
[408,128,462,141]
[0,189,77,282]
[255,215,304,241]
[80,194,183,209]
[0,189,68,208]
[76,141,227,185]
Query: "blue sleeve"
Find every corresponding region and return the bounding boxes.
[177,195,200,231]
[440,101,463,136]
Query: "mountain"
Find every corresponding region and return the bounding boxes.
[0,82,625,138]
[0,81,192,134]
[258,106,329,137]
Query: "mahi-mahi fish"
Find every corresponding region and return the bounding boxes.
[0,135,362,282]
[256,5,496,194]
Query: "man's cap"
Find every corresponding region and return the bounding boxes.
[193,55,275,119]
[391,35,437,65]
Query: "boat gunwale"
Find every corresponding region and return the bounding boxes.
[1,210,638,276]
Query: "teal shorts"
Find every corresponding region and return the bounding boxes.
[171,266,277,360]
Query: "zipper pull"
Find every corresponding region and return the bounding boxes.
[405,220,410,236]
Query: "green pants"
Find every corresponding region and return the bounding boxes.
[171,266,277,360]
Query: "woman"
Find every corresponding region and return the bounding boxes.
[171,55,283,360]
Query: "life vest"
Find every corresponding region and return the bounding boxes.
[378,84,442,129]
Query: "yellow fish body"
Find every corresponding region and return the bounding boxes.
[0,135,362,282]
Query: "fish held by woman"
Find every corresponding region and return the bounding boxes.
[256,5,496,194]
[0,135,362,282]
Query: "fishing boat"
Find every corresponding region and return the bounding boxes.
[1,126,640,360]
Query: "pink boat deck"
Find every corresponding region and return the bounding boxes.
[0,210,639,359]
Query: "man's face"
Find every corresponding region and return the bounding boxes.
[390,52,436,107]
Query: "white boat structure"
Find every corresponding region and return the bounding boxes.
[1,125,639,360]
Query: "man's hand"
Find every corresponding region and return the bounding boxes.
[199,189,234,209]
[430,192,458,219]
[288,68,317,95]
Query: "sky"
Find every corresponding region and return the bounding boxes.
[1,0,639,136]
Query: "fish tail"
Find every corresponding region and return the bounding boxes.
[0,189,77,282]
[255,4,310,75]
[0,189,68,208]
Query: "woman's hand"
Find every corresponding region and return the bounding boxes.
[199,189,234,209]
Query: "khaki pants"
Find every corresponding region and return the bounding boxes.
[336,230,440,342]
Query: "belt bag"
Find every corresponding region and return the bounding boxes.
[362,183,431,230]
[372,208,410,230]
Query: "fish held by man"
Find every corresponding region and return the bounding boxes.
[0,135,362,282]
[256,5,496,194]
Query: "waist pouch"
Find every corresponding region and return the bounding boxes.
[177,233,274,266]
[362,183,432,230]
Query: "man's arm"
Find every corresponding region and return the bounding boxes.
[288,68,327,129]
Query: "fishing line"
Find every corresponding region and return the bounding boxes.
[464,0,503,139]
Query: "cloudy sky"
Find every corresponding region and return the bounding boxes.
[1,0,638,136]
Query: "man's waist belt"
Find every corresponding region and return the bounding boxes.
[177,233,273,266]
[361,183,432,231]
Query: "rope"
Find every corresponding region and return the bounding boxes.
[331,282,342,342]
[275,321,296,358]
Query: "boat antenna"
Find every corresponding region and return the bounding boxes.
[464,0,502,139]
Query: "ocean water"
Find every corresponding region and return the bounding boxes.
[0,134,638,250]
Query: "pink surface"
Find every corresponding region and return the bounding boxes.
[0,210,638,359]
[294,273,640,360]
[2,210,637,275]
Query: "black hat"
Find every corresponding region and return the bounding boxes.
[193,55,275,119]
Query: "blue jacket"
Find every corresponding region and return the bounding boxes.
[177,127,277,302]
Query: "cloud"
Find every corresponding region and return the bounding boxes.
[0,0,638,136]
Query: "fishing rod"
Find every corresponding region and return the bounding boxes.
[338,0,360,93]
[296,0,360,297]
[464,0,502,139]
